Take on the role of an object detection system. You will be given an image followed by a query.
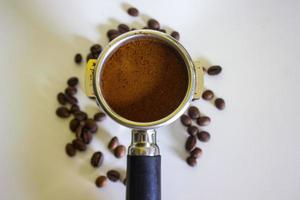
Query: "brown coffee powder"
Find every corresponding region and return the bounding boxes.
[101,37,188,122]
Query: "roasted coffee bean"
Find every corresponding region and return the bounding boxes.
[70,104,80,113]
[75,126,83,139]
[86,52,95,62]
[202,90,214,100]
[215,98,225,110]
[65,143,76,157]
[207,65,222,75]
[67,77,79,87]
[72,139,87,151]
[91,151,104,168]
[107,29,119,38]
[180,114,192,127]
[127,7,139,16]
[107,170,120,182]
[56,107,70,118]
[82,131,93,144]
[94,112,106,122]
[65,94,78,105]
[114,145,126,158]
[74,111,88,121]
[159,29,166,33]
[186,156,197,167]
[90,44,102,55]
[123,178,127,186]
[171,31,180,40]
[147,19,160,30]
[74,53,82,64]
[185,135,197,152]
[65,87,77,96]
[197,131,211,142]
[69,118,80,132]
[191,147,202,158]
[118,24,130,33]
[83,119,98,133]
[196,116,211,126]
[95,176,107,188]
[187,125,199,136]
[109,32,121,41]
[57,92,68,105]
[108,136,119,151]
[188,106,200,119]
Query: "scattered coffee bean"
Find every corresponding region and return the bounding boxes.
[109,32,121,41]
[74,53,82,64]
[147,19,160,30]
[196,116,211,126]
[108,137,119,151]
[75,126,83,139]
[118,24,130,33]
[215,98,225,110]
[57,92,68,105]
[74,111,88,121]
[123,178,127,186]
[185,135,197,152]
[114,145,126,158]
[90,44,102,55]
[82,131,93,144]
[94,112,106,122]
[69,118,80,132]
[91,151,104,168]
[83,119,98,133]
[171,31,180,40]
[70,104,80,113]
[56,107,70,118]
[67,77,79,87]
[207,65,222,75]
[65,86,77,96]
[197,131,211,142]
[107,29,119,38]
[72,139,87,151]
[65,143,76,157]
[188,106,200,119]
[65,94,78,105]
[95,176,107,188]
[202,90,214,100]
[127,7,139,16]
[190,147,202,159]
[186,156,197,167]
[187,125,199,136]
[86,52,96,62]
[180,114,192,127]
[107,170,121,182]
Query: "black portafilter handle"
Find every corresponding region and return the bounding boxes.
[126,129,161,200]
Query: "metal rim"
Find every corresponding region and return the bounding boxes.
[93,30,195,129]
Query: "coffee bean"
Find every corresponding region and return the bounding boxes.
[69,118,80,132]
[95,176,107,188]
[197,131,211,142]
[215,98,225,110]
[86,52,96,62]
[185,135,197,152]
[114,145,126,158]
[123,178,127,186]
[67,77,79,87]
[190,147,202,158]
[202,90,214,100]
[188,106,200,119]
[147,19,160,30]
[65,143,76,157]
[186,156,197,167]
[171,31,180,40]
[108,136,119,151]
[196,116,211,126]
[91,151,104,168]
[180,114,192,127]
[70,104,80,113]
[56,107,70,118]
[65,94,78,105]
[74,111,88,121]
[207,65,222,75]
[72,139,87,151]
[187,125,199,136]
[118,24,130,34]
[75,126,83,139]
[74,53,82,64]
[107,29,119,38]
[57,92,68,105]
[159,29,166,33]
[127,7,139,16]
[65,86,77,96]
[83,119,98,133]
[90,44,102,55]
[107,170,120,182]
[82,131,93,144]
[109,32,121,41]
[94,112,106,122]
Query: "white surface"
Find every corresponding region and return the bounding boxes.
[0,0,300,199]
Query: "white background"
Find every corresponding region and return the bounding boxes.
[0,0,299,199]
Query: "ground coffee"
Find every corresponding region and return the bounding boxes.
[101,37,189,122]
